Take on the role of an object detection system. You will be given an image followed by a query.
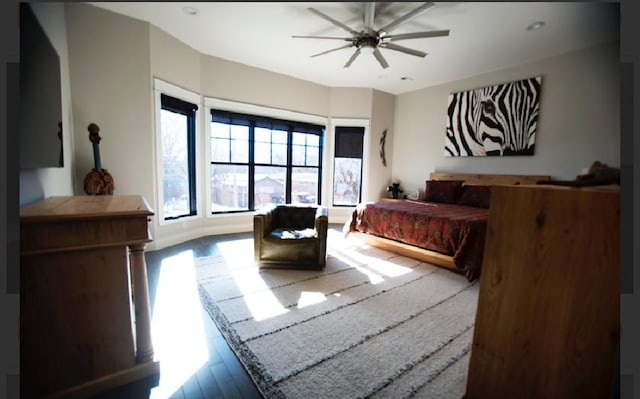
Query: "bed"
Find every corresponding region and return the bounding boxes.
[344,172,551,281]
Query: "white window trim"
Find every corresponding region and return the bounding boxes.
[327,118,370,209]
[203,97,329,217]
[152,78,202,225]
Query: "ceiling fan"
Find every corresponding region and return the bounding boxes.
[292,2,449,69]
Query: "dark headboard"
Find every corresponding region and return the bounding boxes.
[429,172,551,186]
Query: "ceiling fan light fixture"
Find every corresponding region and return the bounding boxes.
[360,44,376,54]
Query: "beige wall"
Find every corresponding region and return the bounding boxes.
[66,3,153,203]
[329,87,372,119]
[369,90,396,200]
[150,25,201,94]
[392,41,620,194]
[200,55,330,117]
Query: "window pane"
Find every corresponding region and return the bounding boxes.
[255,127,271,143]
[292,132,306,145]
[306,135,319,146]
[230,125,248,163]
[255,165,286,208]
[272,143,287,165]
[292,167,318,205]
[272,130,288,143]
[230,125,247,140]
[231,137,248,163]
[333,157,362,205]
[161,109,191,218]
[211,164,248,212]
[255,141,271,164]
[292,144,305,165]
[211,122,229,138]
[211,138,229,162]
[306,146,319,166]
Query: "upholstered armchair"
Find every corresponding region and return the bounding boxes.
[253,205,329,270]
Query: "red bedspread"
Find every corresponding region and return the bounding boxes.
[344,200,489,281]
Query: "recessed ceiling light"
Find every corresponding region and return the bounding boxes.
[526,21,545,31]
[182,6,199,16]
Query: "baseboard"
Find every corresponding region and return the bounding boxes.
[149,207,350,251]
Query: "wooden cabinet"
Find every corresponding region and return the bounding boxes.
[465,184,619,399]
[20,195,160,398]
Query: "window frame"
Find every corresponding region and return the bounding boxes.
[204,97,328,216]
[328,118,371,208]
[153,79,201,224]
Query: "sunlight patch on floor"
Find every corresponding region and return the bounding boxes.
[332,251,385,284]
[216,238,290,321]
[217,237,255,267]
[232,269,290,321]
[297,291,327,309]
[340,246,386,266]
[366,258,414,278]
[150,250,208,399]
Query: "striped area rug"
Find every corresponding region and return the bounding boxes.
[196,230,478,398]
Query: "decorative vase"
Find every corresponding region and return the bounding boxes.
[83,123,115,195]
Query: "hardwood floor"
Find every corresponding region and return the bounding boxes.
[98,225,344,399]
[143,231,264,399]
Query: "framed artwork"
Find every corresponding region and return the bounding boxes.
[444,76,541,156]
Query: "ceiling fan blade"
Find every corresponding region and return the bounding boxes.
[385,30,450,41]
[344,48,361,68]
[380,42,427,58]
[311,44,354,58]
[373,48,390,69]
[292,35,353,41]
[378,2,435,34]
[308,7,358,36]
[363,2,376,30]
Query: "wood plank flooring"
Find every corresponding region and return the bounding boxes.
[144,231,264,399]
[98,225,343,398]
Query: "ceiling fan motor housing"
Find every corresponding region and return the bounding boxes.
[355,33,380,49]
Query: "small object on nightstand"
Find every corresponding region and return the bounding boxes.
[386,182,403,199]
[406,190,420,200]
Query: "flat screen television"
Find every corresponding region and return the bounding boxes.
[19,2,64,168]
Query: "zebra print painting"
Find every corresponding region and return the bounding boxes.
[444,76,542,156]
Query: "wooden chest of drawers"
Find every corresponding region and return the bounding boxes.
[20,195,160,398]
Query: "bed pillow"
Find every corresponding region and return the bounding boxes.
[424,180,464,204]
[457,185,491,209]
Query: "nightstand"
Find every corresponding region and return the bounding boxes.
[379,197,406,202]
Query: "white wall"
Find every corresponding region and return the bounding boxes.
[369,90,396,201]
[392,41,620,194]
[19,3,75,206]
[66,3,153,206]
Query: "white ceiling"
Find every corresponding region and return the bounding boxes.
[88,2,619,95]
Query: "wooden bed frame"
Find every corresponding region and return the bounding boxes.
[351,172,551,273]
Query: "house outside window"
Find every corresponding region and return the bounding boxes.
[209,109,324,214]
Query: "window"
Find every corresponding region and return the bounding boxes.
[209,110,324,213]
[159,93,197,220]
[333,126,365,206]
